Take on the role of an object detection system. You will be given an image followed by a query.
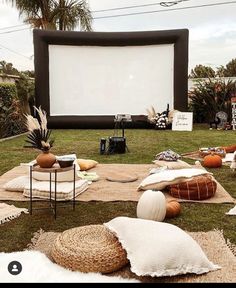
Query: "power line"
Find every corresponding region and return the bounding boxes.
[92,0,190,13]
[93,1,236,20]
[0,24,28,31]
[0,43,32,60]
[0,27,30,35]
[160,1,189,8]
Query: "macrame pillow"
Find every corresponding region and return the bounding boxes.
[167,175,217,200]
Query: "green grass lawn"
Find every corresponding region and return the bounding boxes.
[0,124,236,252]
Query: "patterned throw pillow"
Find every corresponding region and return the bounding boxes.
[167,175,217,200]
[155,149,181,161]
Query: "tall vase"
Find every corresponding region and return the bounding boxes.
[36,150,56,168]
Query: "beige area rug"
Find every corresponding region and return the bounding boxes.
[0,164,235,204]
[27,229,236,283]
[0,203,28,224]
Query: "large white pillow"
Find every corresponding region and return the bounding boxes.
[104,217,220,277]
[137,168,211,191]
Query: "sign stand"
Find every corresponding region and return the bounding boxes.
[172,112,193,131]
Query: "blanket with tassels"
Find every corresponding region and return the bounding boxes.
[0,203,28,224]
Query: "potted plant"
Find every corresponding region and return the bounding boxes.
[24,106,56,168]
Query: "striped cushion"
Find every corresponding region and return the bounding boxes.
[167,175,217,200]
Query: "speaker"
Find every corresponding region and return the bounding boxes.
[100,138,106,154]
[108,137,126,154]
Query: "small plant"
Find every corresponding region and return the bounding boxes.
[24,106,54,151]
[189,77,236,123]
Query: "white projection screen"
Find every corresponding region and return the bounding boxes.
[34,29,189,128]
[49,44,174,116]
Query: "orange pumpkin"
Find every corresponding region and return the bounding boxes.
[221,145,236,153]
[165,200,181,218]
[203,154,222,168]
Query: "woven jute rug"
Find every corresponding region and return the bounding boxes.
[27,229,236,283]
[0,164,235,203]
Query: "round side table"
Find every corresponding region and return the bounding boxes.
[29,163,76,219]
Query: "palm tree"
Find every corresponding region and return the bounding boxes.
[8,0,92,31]
[56,0,92,31]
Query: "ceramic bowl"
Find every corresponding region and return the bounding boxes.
[57,157,75,168]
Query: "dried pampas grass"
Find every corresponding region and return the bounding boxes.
[34,106,48,130]
[24,106,54,151]
[146,106,157,123]
[24,114,41,132]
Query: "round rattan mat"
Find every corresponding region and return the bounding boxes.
[51,225,128,273]
[106,171,138,183]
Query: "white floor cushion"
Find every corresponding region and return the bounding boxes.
[3,176,29,192]
[104,217,220,277]
[138,168,211,191]
[23,178,89,201]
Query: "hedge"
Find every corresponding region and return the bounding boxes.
[0,82,26,138]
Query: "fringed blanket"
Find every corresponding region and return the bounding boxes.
[0,203,28,224]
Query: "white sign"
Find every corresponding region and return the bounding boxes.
[172,112,193,131]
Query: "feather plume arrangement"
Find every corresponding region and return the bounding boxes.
[24,106,54,152]
[146,106,157,124]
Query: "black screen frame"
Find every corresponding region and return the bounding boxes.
[34,29,189,128]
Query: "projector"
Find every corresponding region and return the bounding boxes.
[114,114,132,122]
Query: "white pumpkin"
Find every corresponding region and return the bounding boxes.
[136,190,166,222]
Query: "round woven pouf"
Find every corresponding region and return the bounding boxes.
[51,225,128,273]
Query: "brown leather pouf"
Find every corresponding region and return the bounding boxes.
[168,175,217,200]
[51,225,128,273]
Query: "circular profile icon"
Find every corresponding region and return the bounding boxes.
[8,261,22,275]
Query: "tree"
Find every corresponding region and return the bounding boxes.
[223,58,236,77]
[0,60,19,75]
[15,73,35,114]
[216,65,226,77]
[189,64,215,78]
[8,0,92,31]
[21,70,35,78]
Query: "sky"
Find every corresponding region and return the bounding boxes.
[0,0,236,73]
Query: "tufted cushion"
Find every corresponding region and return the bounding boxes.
[167,175,217,200]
